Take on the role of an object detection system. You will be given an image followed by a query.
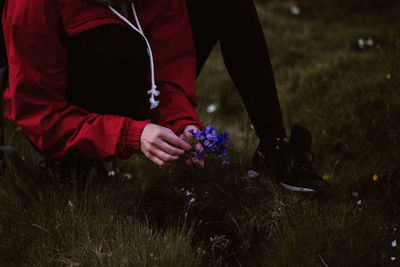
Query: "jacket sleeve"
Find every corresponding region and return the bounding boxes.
[146,0,203,134]
[3,0,149,161]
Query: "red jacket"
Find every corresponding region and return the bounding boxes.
[2,0,202,160]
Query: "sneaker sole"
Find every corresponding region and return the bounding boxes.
[279,182,315,192]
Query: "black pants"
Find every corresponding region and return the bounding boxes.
[187,0,286,139]
[67,0,286,141]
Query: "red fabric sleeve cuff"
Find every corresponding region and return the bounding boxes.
[120,119,150,158]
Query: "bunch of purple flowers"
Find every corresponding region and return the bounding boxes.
[188,125,230,165]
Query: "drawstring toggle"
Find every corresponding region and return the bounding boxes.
[108,3,160,109]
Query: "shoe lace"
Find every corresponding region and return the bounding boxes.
[288,148,315,173]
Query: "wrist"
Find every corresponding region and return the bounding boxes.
[120,119,150,158]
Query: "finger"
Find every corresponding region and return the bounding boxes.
[162,131,192,151]
[153,141,186,156]
[191,156,204,168]
[197,159,204,168]
[182,153,193,167]
[148,153,171,167]
[184,158,193,167]
[149,144,179,163]
[179,132,192,144]
[194,142,203,153]
[188,150,203,168]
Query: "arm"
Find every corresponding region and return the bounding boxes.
[3,0,149,161]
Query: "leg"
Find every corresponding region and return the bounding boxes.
[186,0,329,192]
[186,0,286,140]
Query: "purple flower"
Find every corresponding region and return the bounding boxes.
[195,147,205,160]
[188,129,201,140]
[189,125,230,164]
[222,157,230,165]
[217,131,230,145]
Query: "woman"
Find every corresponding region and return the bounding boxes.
[3,0,205,169]
[3,0,329,191]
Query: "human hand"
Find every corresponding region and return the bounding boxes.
[179,125,206,168]
[140,123,192,167]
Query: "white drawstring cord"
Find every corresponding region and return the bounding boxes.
[108,3,160,109]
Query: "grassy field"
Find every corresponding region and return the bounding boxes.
[1,0,400,266]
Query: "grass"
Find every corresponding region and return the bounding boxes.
[1,0,400,265]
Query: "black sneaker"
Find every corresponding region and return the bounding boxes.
[253,125,330,193]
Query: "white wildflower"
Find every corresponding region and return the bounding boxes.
[250,124,254,130]
[189,197,196,204]
[123,173,132,180]
[290,5,300,15]
[108,170,116,177]
[358,38,365,49]
[391,257,396,261]
[366,38,374,47]
[247,169,260,179]
[357,200,362,205]
[392,240,397,247]
[206,104,217,113]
